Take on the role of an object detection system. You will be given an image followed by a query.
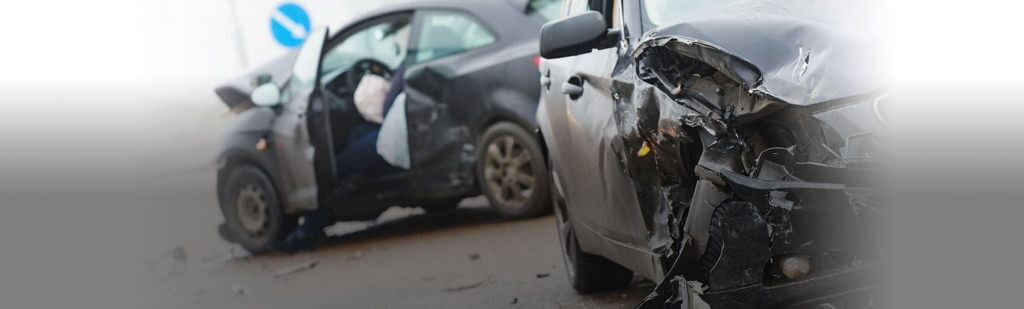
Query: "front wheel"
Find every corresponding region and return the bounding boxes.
[218,165,296,254]
[477,122,551,219]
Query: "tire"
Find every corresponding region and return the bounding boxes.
[218,165,296,254]
[421,197,463,213]
[551,158,633,293]
[477,122,551,219]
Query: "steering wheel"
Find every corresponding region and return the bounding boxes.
[346,59,394,91]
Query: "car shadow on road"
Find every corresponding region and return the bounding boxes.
[315,206,509,250]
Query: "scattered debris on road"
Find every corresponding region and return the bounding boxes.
[231,283,247,297]
[510,297,518,304]
[535,273,550,278]
[442,275,492,292]
[346,251,365,261]
[274,260,318,278]
[468,253,480,260]
[147,246,188,278]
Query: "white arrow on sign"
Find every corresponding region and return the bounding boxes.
[272,10,308,40]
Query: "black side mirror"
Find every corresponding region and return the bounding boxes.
[540,11,618,59]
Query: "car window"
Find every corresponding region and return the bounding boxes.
[281,27,328,104]
[320,16,412,83]
[563,0,620,29]
[565,0,589,16]
[642,0,743,29]
[412,11,496,64]
[527,0,562,21]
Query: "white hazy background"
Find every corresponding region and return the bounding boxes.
[0,0,1023,307]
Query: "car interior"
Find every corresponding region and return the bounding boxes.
[311,11,494,216]
[314,14,414,215]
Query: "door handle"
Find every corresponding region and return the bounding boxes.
[562,75,584,100]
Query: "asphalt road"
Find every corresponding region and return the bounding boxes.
[116,102,652,308]
[0,94,652,308]
[147,195,652,308]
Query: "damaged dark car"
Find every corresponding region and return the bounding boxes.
[537,0,886,307]
[213,0,563,253]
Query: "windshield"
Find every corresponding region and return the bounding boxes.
[322,19,411,74]
[642,0,744,29]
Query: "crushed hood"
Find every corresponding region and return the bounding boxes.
[635,0,886,106]
[214,51,299,111]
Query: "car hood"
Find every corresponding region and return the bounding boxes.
[634,0,886,106]
[214,51,299,112]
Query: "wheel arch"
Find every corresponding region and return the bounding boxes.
[216,146,291,214]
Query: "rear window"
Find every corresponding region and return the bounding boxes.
[527,0,562,21]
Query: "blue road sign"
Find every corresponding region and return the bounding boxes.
[270,3,311,48]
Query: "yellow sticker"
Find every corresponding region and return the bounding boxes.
[637,142,651,158]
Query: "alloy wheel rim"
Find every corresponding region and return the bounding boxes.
[236,183,270,236]
[483,135,536,209]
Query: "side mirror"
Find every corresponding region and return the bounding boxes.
[540,11,617,59]
[250,83,281,107]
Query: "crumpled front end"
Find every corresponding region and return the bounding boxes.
[629,19,888,307]
[698,145,885,307]
[635,104,888,308]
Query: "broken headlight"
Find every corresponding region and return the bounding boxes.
[812,93,890,163]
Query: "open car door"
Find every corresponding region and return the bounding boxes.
[271,27,334,213]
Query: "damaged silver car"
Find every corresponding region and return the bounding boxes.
[536,0,886,307]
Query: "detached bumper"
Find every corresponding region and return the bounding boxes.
[702,262,881,308]
[698,150,884,308]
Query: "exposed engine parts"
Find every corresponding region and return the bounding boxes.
[631,36,883,308]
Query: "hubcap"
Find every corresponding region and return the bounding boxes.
[236,183,269,235]
[483,135,536,209]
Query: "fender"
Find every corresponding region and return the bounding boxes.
[214,107,303,215]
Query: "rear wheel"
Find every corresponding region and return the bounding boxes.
[218,165,296,254]
[477,122,551,219]
[551,158,633,293]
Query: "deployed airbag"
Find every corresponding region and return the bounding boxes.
[377,93,410,169]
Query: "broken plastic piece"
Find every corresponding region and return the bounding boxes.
[638,142,652,158]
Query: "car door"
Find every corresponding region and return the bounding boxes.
[402,9,500,195]
[271,28,331,213]
[544,0,655,273]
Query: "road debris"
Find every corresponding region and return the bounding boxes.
[231,283,247,297]
[469,253,480,260]
[442,275,492,292]
[535,273,550,278]
[147,246,188,278]
[347,251,365,261]
[510,297,518,304]
[274,260,318,278]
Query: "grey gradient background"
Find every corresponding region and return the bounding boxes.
[3,0,1024,307]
